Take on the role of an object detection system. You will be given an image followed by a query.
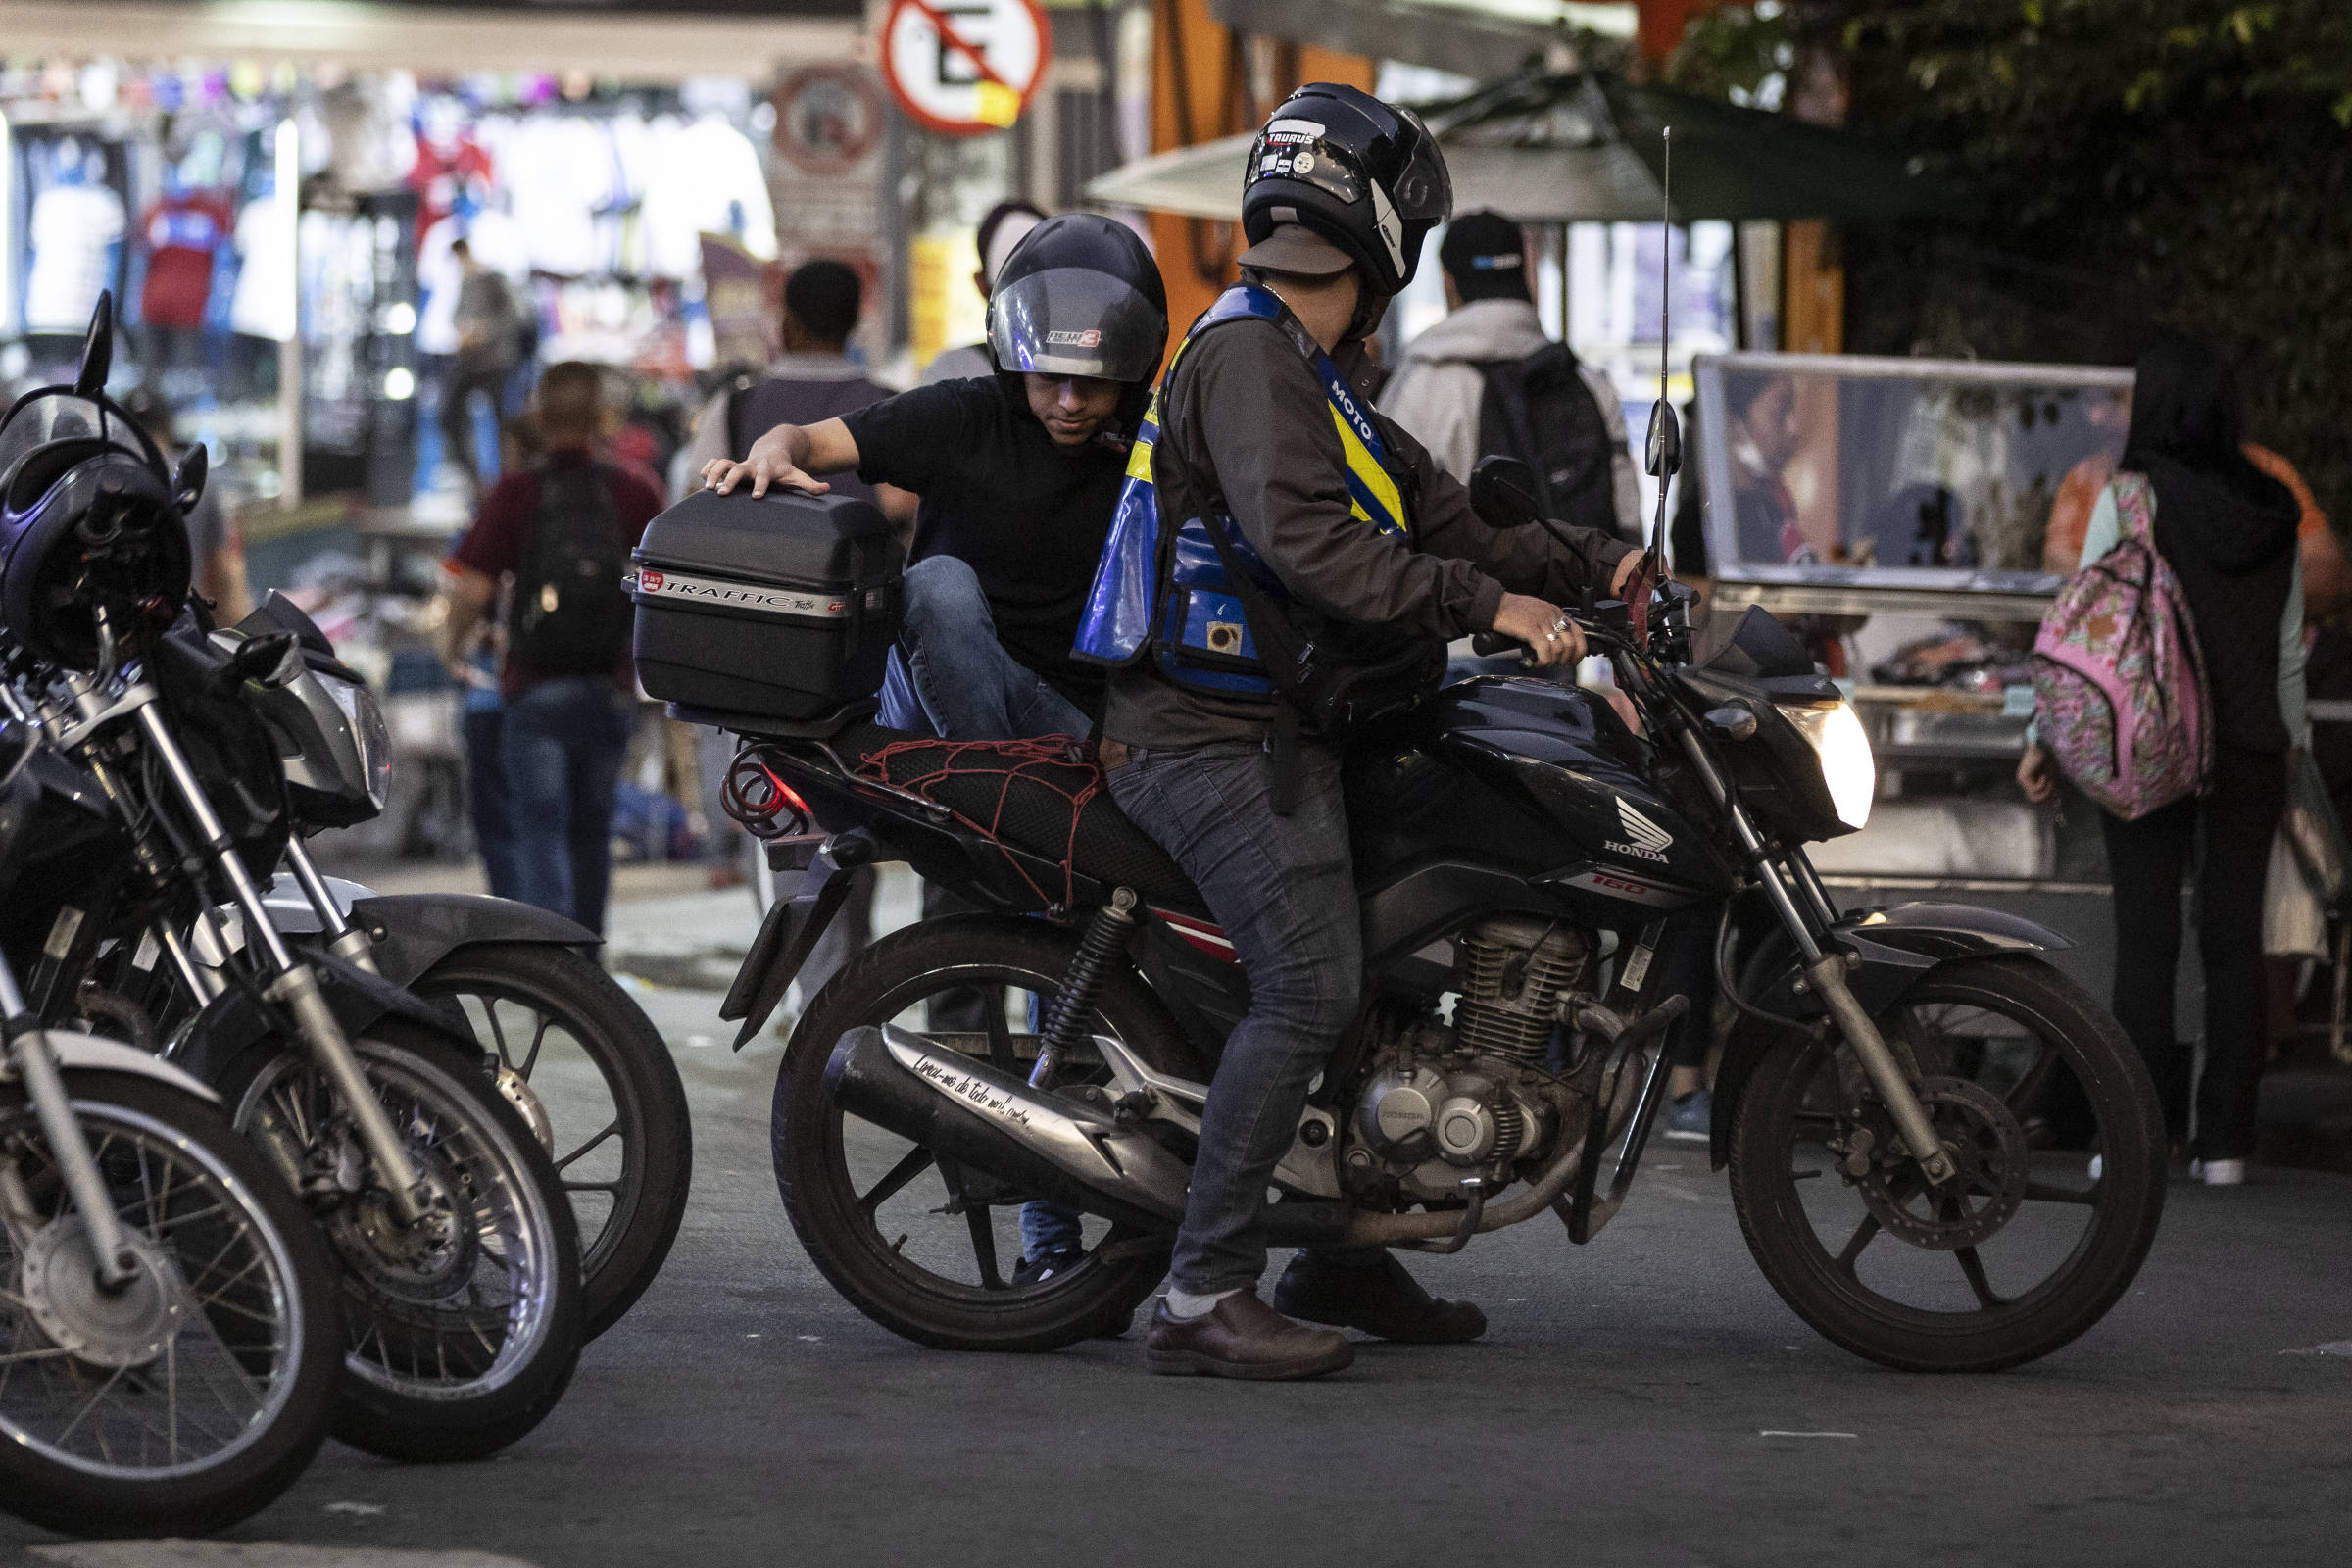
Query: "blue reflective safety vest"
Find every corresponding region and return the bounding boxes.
[1069,285,1411,697]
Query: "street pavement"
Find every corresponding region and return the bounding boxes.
[5,883,2349,1568]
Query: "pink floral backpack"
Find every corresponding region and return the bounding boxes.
[2032,473,2212,820]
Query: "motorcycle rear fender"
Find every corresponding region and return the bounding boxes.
[3,1029,220,1104]
[1706,901,2072,1170]
[342,893,599,988]
[719,851,858,1051]
[171,955,478,1086]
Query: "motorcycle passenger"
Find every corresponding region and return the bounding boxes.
[1076,85,1642,1379]
[702,215,1169,744]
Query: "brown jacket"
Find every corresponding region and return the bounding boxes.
[1102,306,1635,749]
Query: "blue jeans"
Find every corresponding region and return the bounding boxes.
[462,702,523,901]
[1106,738,1361,1295]
[878,556,1092,1260]
[877,556,1089,741]
[500,678,637,937]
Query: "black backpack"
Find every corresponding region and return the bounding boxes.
[1475,342,1622,541]
[506,462,632,675]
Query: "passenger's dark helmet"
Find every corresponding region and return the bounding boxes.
[0,297,195,669]
[1240,83,1452,300]
[987,213,1170,435]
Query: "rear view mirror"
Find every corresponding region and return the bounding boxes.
[173,445,209,515]
[74,292,114,397]
[1644,399,1682,480]
[1470,455,1542,530]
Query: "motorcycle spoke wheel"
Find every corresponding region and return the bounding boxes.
[0,1073,338,1539]
[1730,955,2167,1374]
[409,943,691,1341]
[776,915,1198,1353]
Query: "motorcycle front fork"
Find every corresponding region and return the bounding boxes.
[60,674,431,1224]
[0,956,138,1288]
[1671,722,1960,1187]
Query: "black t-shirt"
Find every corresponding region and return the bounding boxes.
[842,377,1123,715]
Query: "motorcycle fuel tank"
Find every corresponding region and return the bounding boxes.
[1362,676,1730,927]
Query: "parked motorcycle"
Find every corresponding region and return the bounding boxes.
[0,298,583,1461]
[169,590,691,1342]
[689,460,2167,1375]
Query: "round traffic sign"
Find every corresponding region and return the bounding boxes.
[880,0,1052,138]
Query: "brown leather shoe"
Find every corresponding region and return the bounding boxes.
[1145,1291,1354,1380]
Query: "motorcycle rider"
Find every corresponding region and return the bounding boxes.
[701,215,1168,1284]
[702,214,1169,744]
[1075,85,1642,1379]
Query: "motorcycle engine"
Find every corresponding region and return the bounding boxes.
[1344,916,1592,1203]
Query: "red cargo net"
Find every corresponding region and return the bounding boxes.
[854,737,1103,908]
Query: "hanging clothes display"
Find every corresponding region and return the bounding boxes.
[23,138,127,332]
[139,184,236,330]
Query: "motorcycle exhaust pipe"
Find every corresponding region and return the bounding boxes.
[824,1025,1191,1234]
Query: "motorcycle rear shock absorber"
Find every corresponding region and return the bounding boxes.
[1029,887,1139,1091]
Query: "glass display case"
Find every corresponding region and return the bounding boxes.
[1690,350,2137,894]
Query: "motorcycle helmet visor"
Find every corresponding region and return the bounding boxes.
[988,267,1166,383]
[1387,106,1452,224]
[0,389,167,509]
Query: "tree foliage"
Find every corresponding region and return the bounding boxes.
[1677,1,2352,514]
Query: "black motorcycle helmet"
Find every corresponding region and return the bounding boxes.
[1240,83,1452,302]
[986,213,1170,437]
[0,297,195,669]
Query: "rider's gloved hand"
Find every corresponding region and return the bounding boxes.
[1490,594,1586,667]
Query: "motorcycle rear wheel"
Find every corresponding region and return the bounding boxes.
[775,914,1201,1353]
[0,1071,341,1539]
[217,1020,584,1460]
[1728,955,2166,1373]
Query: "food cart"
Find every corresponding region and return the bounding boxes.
[1687,350,2135,996]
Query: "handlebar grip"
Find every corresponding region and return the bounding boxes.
[1470,631,1525,659]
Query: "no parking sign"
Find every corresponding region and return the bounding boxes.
[880,0,1053,137]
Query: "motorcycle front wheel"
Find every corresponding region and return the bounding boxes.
[0,1071,341,1538]
[775,914,1200,1353]
[1729,954,2167,1373]
[217,1020,584,1461]
[409,942,692,1340]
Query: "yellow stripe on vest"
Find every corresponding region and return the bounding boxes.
[1330,405,1408,537]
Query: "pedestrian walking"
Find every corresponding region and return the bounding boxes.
[439,362,664,936]
[440,238,525,494]
[2019,336,2306,1185]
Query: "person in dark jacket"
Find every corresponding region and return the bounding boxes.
[1081,87,1641,1380]
[2018,336,2304,1186]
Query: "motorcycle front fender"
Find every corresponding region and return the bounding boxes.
[342,892,599,988]
[10,1029,221,1104]
[171,955,476,1086]
[1706,900,2074,1170]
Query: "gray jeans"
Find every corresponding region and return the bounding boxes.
[1107,737,1362,1296]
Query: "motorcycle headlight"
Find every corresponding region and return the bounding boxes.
[322,674,391,813]
[1779,699,1875,831]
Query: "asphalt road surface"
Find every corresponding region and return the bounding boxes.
[6,956,2349,1568]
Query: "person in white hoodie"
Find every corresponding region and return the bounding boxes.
[1380,210,1641,543]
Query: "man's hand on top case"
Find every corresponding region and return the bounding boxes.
[701,425,826,499]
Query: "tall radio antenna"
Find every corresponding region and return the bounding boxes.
[1643,125,1681,572]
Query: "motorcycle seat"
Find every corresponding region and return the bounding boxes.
[831,722,1200,908]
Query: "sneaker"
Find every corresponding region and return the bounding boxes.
[1011,1247,1085,1288]
[2191,1157,2246,1187]
[1661,1089,1711,1145]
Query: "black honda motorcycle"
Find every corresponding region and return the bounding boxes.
[696,465,2165,1377]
